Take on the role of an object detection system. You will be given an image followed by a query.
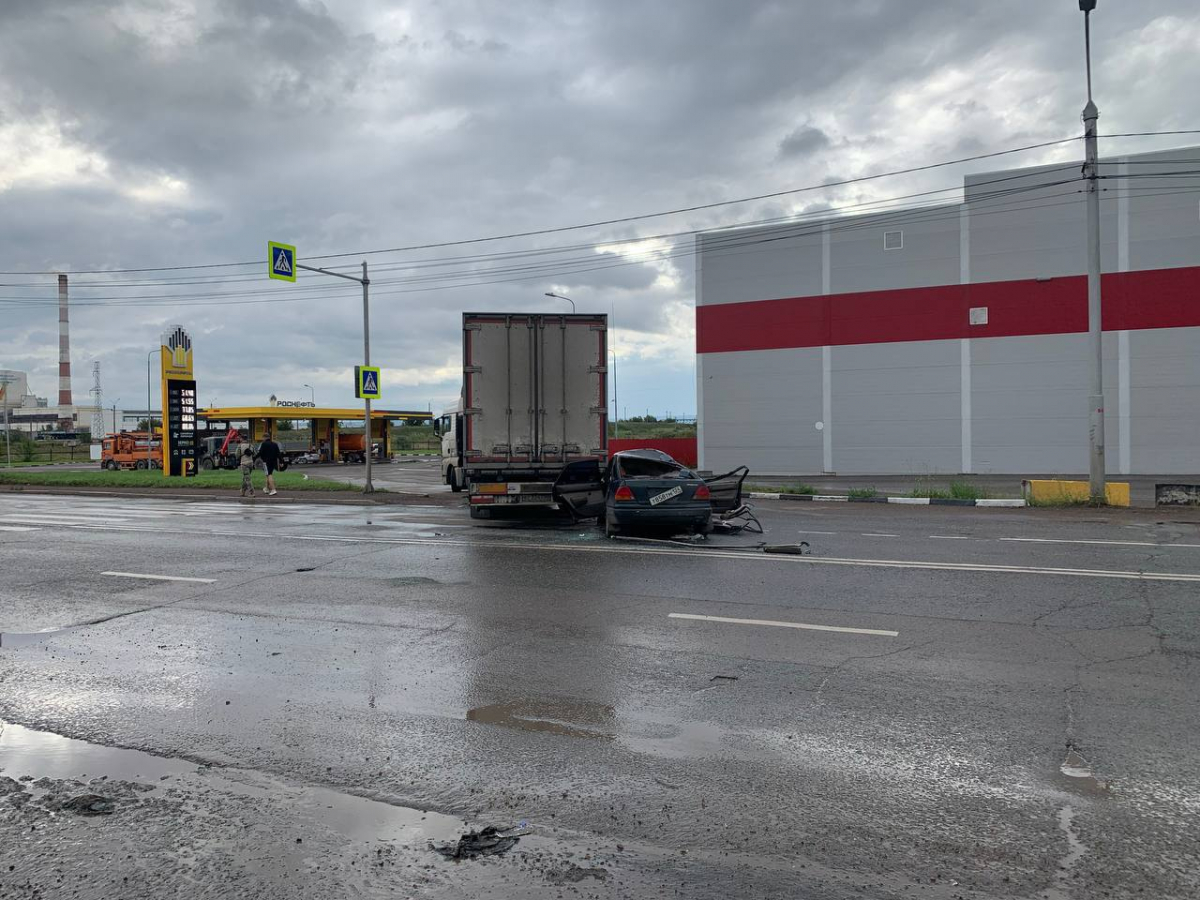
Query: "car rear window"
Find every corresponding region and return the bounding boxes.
[618,456,691,479]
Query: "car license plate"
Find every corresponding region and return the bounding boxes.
[649,485,683,506]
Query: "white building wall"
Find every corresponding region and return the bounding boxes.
[697,146,1200,476]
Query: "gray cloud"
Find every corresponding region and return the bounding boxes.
[779,125,832,159]
[3,0,1199,420]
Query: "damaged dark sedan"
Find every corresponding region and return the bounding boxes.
[557,449,747,536]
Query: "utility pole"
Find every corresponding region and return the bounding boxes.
[1080,0,1106,501]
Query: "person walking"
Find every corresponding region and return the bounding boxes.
[239,447,256,498]
[257,432,282,496]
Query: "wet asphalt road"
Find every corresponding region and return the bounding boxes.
[1,477,1199,899]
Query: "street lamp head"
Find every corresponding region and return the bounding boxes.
[1079,0,1095,11]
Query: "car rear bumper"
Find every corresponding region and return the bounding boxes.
[611,503,711,526]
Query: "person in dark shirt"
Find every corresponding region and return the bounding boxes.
[257,434,282,496]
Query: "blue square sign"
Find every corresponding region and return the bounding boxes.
[268,241,296,282]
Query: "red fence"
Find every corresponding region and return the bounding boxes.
[608,437,698,468]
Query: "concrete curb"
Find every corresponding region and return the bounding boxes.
[748,491,1027,508]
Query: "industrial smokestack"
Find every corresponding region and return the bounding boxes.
[58,273,73,429]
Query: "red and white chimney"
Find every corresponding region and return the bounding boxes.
[58,273,73,429]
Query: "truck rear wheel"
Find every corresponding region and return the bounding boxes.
[469,506,491,519]
[134,459,148,470]
[200,457,214,471]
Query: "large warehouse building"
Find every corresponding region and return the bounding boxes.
[695,146,1200,476]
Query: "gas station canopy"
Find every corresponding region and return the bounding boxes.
[199,406,431,422]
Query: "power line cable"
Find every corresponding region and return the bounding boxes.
[0,135,1087,276]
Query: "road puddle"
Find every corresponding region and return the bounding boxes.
[0,627,76,649]
[1057,748,1109,796]
[467,698,616,740]
[0,719,465,845]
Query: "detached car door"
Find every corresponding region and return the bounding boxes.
[554,459,607,518]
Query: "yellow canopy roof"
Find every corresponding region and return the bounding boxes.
[200,406,430,422]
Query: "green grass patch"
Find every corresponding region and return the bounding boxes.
[0,469,362,492]
[747,482,816,495]
[908,479,991,501]
[847,486,878,499]
[609,421,697,439]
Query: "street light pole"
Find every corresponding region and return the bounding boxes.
[361,260,374,494]
[544,292,576,313]
[290,259,374,494]
[303,383,315,405]
[1080,0,1106,501]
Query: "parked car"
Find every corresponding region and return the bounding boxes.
[568,449,746,537]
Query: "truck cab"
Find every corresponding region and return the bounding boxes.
[437,400,465,492]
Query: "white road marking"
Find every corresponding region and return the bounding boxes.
[0,525,40,532]
[669,612,898,637]
[862,533,899,537]
[796,530,837,535]
[0,514,129,525]
[101,571,216,583]
[8,514,1200,584]
[929,535,970,540]
[1000,537,1200,549]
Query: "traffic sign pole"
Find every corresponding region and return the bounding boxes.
[271,242,376,494]
[361,260,373,494]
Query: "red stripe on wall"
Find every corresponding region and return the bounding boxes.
[696,266,1200,353]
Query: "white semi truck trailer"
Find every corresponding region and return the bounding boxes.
[437,312,608,518]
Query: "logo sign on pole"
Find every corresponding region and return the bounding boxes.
[160,326,198,478]
[268,241,297,282]
[355,366,381,400]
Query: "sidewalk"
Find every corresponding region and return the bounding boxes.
[745,473,1200,508]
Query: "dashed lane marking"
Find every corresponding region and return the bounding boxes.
[1000,537,1200,549]
[101,571,217,583]
[10,519,1200,584]
[929,535,970,540]
[669,612,899,637]
[0,525,39,532]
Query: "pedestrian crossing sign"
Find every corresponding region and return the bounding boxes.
[355,365,381,400]
[268,241,297,282]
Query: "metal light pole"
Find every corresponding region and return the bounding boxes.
[1080,0,1105,501]
[303,383,316,405]
[147,349,160,468]
[361,261,374,493]
[545,291,575,313]
[291,258,374,493]
[609,349,619,440]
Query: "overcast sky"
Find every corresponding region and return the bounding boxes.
[2,0,1198,420]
